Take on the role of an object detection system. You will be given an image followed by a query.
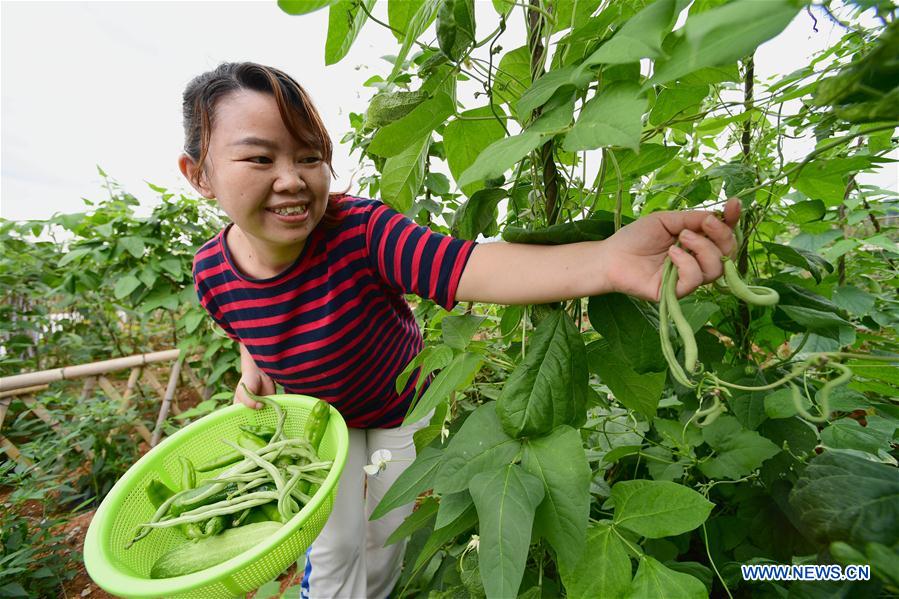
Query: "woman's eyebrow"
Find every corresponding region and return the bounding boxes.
[230,136,277,148]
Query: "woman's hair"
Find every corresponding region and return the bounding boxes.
[182,62,348,226]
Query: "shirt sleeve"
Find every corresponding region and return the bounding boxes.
[192,253,242,342]
[365,202,477,311]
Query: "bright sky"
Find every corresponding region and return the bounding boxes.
[1,1,895,223]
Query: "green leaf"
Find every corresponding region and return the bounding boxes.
[434,403,522,495]
[789,451,899,546]
[458,131,544,188]
[412,503,478,571]
[390,0,441,80]
[113,274,141,299]
[778,305,853,336]
[563,83,647,152]
[560,521,632,599]
[385,496,438,545]
[649,84,709,125]
[325,0,375,66]
[832,285,876,317]
[470,464,545,599]
[763,242,834,283]
[497,310,588,438]
[492,46,532,119]
[444,106,508,197]
[522,426,591,571]
[453,188,506,240]
[370,447,443,520]
[699,415,780,480]
[118,236,145,258]
[785,200,827,224]
[58,247,92,267]
[792,157,877,205]
[441,314,486,350]
[368,93,455,157]
[588,293,665,373]
[435,490,473,529]
[649,0,799,86]
[582,0,683,66]
[820,416,897,455]
[764,387,811,419]
[627,555,707,599]
[612,480,714,539]
[387,0,425,41]
[586,340,666,418]
[158,258,183,279]
[380,134,430,213]
[517,66,594,116]
[405,352,483,425]
[278,0,337,15]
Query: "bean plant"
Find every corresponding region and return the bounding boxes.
[281,0,899,597]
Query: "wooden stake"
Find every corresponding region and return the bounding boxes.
[151,352,184,447]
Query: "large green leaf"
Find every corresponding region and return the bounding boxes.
[325,0,375,66]
[404,352,483,425]
[368,93,455,157]
[380,134,430,213]
[411,502,478,571]
[563,83,647,151]
[649,0,799,86]
[612,480,714,539]
[763,242,834,283]
[387,0,425,41]
[457,131,544,187]
[586,340,666,418]
[517,66,594,116]
[522,426,591,571]
[434,403,522,495]
[588,293,665,373]
[443,106,507,196]
[470,464,545,599]
[278,0,337,15]
[389,0,441,79]
[113,274,141,299]
[497,310,588,438]
[492,46,534,120]
[581,0,684,66]
[560,521,632,599]
[820,416,897,456]
[649,84,709,125]
[789,451,899,546]
[452,188,506,240]
[699,415,780,480]
[441,314,486,350]
[370,447,443,520]
[627,555,707,599]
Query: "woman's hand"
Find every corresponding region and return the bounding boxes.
[235,370,275,409]
[604,198,741,301]
[235,342,275,409]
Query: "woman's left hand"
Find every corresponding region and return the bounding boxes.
[604,198,741,302]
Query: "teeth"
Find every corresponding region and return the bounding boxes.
[272,205,307,216]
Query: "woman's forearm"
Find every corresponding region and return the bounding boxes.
[454,240,616,305]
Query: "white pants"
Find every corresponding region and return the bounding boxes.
[300,418,427,599]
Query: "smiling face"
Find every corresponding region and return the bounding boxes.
[181,89,332,275]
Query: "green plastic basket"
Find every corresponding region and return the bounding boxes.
[83,395,348,599]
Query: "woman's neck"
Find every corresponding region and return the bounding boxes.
[226,225,305,279]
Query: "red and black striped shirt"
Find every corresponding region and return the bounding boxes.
[192,195,478,428]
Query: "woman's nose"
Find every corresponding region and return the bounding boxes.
[273,163,307,194]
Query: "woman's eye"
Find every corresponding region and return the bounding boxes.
[299,156,321,164]
[247,156,272,164]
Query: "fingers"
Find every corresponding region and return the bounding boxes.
[677,229,725,283]
[234,382,263,410]
[667,245,704,298]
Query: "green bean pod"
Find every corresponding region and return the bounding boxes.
[664,258,699,374]
[721,257,779,306]
[658,259,696,388]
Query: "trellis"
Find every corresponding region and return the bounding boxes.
[0,348,207,468]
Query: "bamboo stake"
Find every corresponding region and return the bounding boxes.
[0,435,32,468]
[80,377,97,401]
[151,352,184,447]
[142,369,168,400]
[0,384,49,399]
[0,349,181,392]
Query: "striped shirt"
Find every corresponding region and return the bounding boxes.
[192,195,478,428]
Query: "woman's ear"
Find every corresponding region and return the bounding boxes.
[178,154,215,199]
